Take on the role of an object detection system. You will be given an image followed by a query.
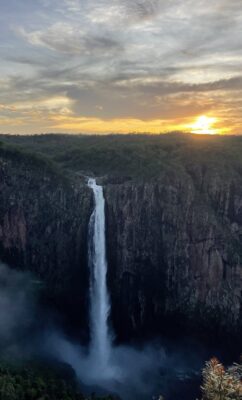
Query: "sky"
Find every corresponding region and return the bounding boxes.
[0,0,242,134]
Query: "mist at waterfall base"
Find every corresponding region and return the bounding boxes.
[44,178,204,400]
[0,262,208,400]
[45,330,206,400]
[0,263,37,356]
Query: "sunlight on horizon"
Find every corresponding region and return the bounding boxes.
[191,115,218,135]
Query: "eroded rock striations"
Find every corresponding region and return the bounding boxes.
[0,155,92,335]
[105,166,242,342]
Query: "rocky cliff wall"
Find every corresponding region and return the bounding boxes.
[0,156,92,336]
[105,166,242,342]
[0,152,242,343]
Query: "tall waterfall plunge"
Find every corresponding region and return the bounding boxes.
[46,178,196,400]
[88,178,112,373]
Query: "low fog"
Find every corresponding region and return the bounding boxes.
[0,262,38,356]
[44,331,205,400]
[0,261,206,400]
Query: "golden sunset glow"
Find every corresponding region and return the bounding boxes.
[49,115,187,134]
[0,1,241,135]
[191,116,218,135]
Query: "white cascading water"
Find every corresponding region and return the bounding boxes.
[48,177,166,399]
[88,178,112,373]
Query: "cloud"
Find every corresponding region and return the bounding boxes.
[18,22,123,56]
[1,0,242,133]
[123,0,163,21]
[110,75,242,96]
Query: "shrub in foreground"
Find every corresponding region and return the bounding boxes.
[201,357,242,400]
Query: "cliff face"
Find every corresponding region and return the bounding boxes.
[0,150,242,343]
[0,156,92,335]
[105,166,242,341]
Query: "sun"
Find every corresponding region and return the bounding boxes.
[191,115,218,135]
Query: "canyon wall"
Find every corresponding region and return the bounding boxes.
[0,151,242,343]
[0,155,92,336]
[105,166,242,342]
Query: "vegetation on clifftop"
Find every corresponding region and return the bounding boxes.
[0,142,69,184]
[1,132,242,180]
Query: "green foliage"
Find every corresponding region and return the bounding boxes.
[0,364,116,400]
[201,358,242,400]
[1,132,242,180]
[0,362,80,400]
[0,361,114,400]
[0,142,69,183]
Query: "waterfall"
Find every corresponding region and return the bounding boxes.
[51,177,163,399]
[88,178,111,371]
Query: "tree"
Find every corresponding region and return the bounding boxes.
[201,357,242,400]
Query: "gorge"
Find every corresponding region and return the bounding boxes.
[0,133,241,398]
[0,134,241,343]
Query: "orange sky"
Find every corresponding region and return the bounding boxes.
[0,1,242,135]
